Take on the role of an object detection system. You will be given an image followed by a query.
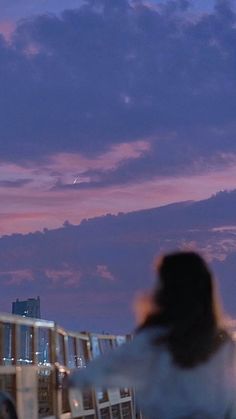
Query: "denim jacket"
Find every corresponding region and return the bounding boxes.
[69,328,236,419]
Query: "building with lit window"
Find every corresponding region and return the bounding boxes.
[12,297,41,319]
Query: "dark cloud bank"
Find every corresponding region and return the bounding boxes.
[1,0,236,179]
[1,189,236,332]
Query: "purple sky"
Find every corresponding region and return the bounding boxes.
[1,0,236,331]
[0,0,236,235]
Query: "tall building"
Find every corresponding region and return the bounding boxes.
[12,297,41,319]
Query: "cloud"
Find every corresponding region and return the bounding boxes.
[0,179,31,188]
[0,20,16,41]
[0,0,235,178]
[1,190,236,330]
[96,265,115,281]
[44,267,81,286]
[0,0,83,21]
[0,269,34,285]
[2,0,236,237]
[51,140,151,189]
[3,155,236,235]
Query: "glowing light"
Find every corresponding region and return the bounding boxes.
[73,176,80,184]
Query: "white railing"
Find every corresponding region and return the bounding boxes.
[0,312,136,419]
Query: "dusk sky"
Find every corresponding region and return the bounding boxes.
[1,0,236,332]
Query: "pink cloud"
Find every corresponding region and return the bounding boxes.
[0,269,34,285]
[49,139,151,184]
[2,152,236,235]
[44,268,81,287]
[179,231,236,263]
[0,211,53,235]
[0,140,151,190]
[23,42,41,56]
[96,265,115,281]
[0,20,16,41]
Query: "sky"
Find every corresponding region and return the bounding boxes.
[1,190,236,332]
[1,0,236,331]
[0,0,236,235]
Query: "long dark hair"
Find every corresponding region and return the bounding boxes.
[139,251,229,368]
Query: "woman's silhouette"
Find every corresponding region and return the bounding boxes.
[69,251,236,418]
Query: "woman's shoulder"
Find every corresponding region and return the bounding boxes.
[221,333,236,361]
[132,326,168,350]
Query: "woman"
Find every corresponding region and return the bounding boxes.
[69,251,236,418]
